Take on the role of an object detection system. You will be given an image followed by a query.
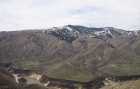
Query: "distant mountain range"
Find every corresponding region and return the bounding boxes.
[46,25,139,43]
[0,25,140,81]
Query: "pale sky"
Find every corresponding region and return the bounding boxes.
[0,0,140,31]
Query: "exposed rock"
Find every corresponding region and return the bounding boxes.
[18,77,27,86]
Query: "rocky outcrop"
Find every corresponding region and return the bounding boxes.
[11,69,33,76]
[18,77,27,86]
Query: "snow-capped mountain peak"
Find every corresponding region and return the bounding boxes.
[45,25,137,43]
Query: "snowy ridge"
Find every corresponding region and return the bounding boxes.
[45,25,138,43]
[134,30,139,35]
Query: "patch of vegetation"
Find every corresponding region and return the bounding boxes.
[97,55,140,76]
[98,59,140,76]
[47,62,93,81]
[19,61,40,70]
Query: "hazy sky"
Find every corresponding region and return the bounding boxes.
[0,0,140,31]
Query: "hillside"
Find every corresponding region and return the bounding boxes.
[0,25,140,89]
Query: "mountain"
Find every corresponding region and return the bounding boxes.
[46,25,137,43]
[0,25,140,88]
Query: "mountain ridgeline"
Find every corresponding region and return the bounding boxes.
[0,25,140,88]
[46,25,133,43]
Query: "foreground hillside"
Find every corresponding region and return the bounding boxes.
[0,66,46,89]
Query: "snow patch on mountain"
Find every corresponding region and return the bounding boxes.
[45,25,139,42]
[134,30,139,35]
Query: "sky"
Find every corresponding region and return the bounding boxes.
[0,0,140,31]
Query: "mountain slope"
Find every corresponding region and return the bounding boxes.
[46,25,138,43]
[0,25,140,82]
[0,67,18,87]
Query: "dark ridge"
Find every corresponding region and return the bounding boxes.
[98,72,140,82]
[48,31,76,43]
[40,75,104,89]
